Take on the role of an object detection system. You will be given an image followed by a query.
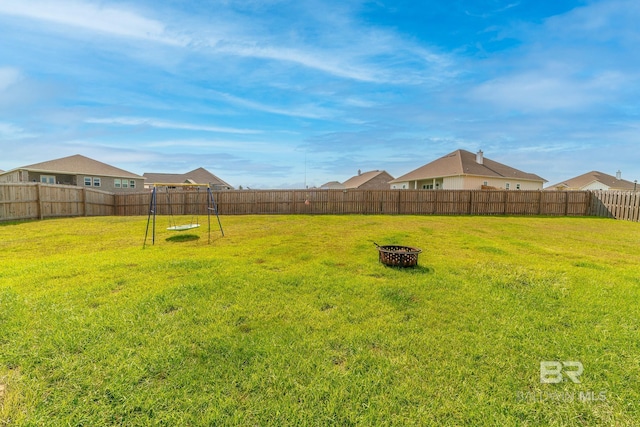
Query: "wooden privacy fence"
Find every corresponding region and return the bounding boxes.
[114,189,593,216]
[591,190,640,222]
[2,183,639,222]
[0,183,115,221]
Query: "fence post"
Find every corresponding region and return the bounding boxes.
[36,183,44,220]
[292,190,297,214]
[595,190,603,217]
[538,191,543,215]
[112,190,119,217]
[503,190,507,215]
[182,192,187,216]
[433,190,437,214]
[82,187,88,216]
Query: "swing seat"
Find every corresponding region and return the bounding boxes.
[167,224,201,231]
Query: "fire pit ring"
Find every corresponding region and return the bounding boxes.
[374,243,422,267]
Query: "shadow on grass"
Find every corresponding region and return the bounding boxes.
[0,219,39,227]
[382,264,432,274]
[166,234,200,243]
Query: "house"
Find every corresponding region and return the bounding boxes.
[389,149,546,190]
[0,154,145,192]
[143,167,233,190]
[341,169,394,190]
[547,171,637,191]
[320,181,344,189]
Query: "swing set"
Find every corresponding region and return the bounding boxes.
[143,183,224,247]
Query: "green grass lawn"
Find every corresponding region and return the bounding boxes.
[1,215,639,426]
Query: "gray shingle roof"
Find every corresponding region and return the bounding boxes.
[19,154,143,178]
[143,167,232,188]
[548,171,636,190]
[390,149,546,183]
[320,181,345,189]
[342,170,393,189]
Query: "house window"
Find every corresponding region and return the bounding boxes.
[505,183,510,190]
[40,175,55,184]
[93,177,101,187]
[483,181,488,186]
[122,180,129,188]
[422,184,434,189]
[129,180,135,189]
[114,179,121,188]
[84,177,92,186]
[516,183,521,190]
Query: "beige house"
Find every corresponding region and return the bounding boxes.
[547,171,637,191]
[390,149,546,190]
[320,181,344,189]
[0,154,145,192]
[341,170,394,190]
[143,167,233,190]
[320,170,395,190]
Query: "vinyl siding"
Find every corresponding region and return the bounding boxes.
[0,171,21,183]
[389,175,544,190]
[582,181,610,191]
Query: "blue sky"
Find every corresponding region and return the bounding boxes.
[1,0,639,188]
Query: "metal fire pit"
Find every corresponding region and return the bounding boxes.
[374,243,422,267]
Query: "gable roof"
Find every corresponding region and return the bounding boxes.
[390,149,546,183]
[15,154,143,179]
[548,171,636,190]
[143,167,232,188]
[342,170,393,189]
[320,181,345,189]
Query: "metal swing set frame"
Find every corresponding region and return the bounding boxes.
[143,183,224,247]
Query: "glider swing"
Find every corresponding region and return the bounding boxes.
[166,186,202,231]
[143,183,224,247]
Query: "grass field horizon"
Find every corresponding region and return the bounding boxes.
[1,215,639,425]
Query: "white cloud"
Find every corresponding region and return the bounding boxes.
[0,0,450,85]
[0,0,187,45]
[471,74,594,111]
[142,138,291,154]
[468,0,639,113]
[194,4,452,84]
[213,91,336,120]
[542,0,640,43]
[464,2,521,18]
[0,67,21,91]
[213,42,385,83]
[85,117,261,134]
[343,97,378,108]
[0,122,38,139]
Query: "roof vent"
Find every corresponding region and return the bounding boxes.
[476,150,484,165]
[358,169,361,176]
[616,170,622,180]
